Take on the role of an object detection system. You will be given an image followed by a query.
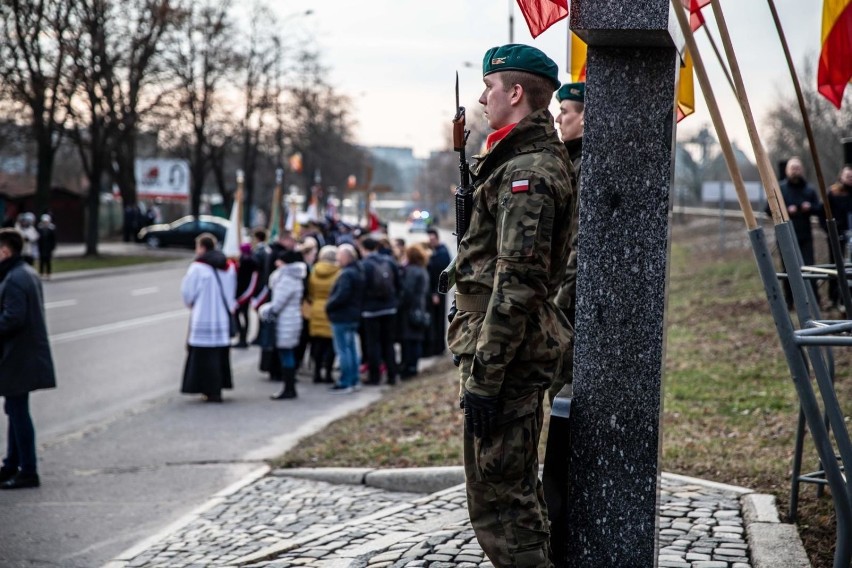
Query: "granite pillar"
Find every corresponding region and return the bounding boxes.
[565,1,680,566]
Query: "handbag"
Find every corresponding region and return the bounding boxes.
[257,318,277,350]
[212,267,238,339]
[410,308,432,329]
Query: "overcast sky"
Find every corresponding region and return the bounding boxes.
[273,0,825,159]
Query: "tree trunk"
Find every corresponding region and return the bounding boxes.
[85,151,103,257]
[33,124,55,216]
[190,138,204,219]
[114,133,138,208]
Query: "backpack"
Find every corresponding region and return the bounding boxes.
[367,257,396,300]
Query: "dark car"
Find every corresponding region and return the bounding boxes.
[138,215,230,248]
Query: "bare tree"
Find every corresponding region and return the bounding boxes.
[165,0,237,218]
[286,50,363,208]
[765,58,852,183]
[108,0,182,209]
[235,2,280,226]
[0,0,76,214]
[66,0,115,255]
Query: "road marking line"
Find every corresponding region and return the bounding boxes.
[131,287,159,296]
[49,309,187,344]
[45,299,79,310]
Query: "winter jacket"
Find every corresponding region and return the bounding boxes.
[307,260,340,338]
[399,264,429,341]
[0,256,56,396]
[446,108,574,398]
[259,262,307,349]
[361,253,400,317]
[181,250,236,347]
[325,260,366,324]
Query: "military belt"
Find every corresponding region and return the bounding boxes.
[455,293,490,312]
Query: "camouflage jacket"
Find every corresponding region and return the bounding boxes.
[553,136,582,322]
[447,108,575,397]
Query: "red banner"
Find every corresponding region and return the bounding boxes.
[516,0,568,38]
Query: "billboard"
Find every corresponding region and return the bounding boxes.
[135,159,190,199]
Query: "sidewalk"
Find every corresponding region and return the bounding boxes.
[104,467,811,568]
[55,240,194,258]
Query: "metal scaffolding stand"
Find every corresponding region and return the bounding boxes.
[760,221,852,568]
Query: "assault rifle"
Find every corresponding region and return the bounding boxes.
[438,72,473,295]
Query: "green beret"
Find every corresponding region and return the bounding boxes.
[482,44,560,89]
[556,82,585,103]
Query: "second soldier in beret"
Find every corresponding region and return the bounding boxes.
[447,43,575,568]
[549,82,585,404]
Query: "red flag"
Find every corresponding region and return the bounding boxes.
[516,0,568,38]
[681,0,710,31]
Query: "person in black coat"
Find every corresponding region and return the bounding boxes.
[424,229,450,356]
[399,244,430,378]
[36,214,57,279]
[769,157,821,308]
[359,237,401,386]
[234,243,260,348]
[0,228,56,489]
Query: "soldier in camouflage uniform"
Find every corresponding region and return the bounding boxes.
[446,44,574,568]
[549,82,585,404]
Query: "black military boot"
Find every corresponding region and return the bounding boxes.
[271,368,297,400]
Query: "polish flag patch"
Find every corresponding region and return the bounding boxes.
[511,179,530,193]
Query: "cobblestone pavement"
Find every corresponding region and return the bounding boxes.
[115,471,757,568]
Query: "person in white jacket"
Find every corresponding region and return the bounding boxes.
[180,233,236,403]
[259,250,307,400]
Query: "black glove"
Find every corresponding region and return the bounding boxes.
[462,390,500,439]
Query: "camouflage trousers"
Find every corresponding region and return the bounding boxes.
[459,357,553,568]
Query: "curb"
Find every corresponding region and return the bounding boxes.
[101,465,270,568]
[273,465,466,494]
[50,258,189,283]
[663,472,810,568]
[741,493,812,568]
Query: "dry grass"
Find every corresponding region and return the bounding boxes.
[275,219,848,568]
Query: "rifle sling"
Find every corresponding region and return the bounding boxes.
[455,293,490,313]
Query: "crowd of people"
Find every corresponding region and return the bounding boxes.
[179,222,452,403]
[1,212,58,279]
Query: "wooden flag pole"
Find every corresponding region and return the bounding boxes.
[270,168,283,238]
[765,0,832,218]
[235,170,244,247]
[672,0,756,229]
[765,0,852,315]
[703,25,736,96]
[709,0,789,225]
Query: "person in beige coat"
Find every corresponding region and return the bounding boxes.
[306,245,340,383]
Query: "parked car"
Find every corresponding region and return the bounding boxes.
[138,215,230,248]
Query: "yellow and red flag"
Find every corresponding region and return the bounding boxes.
[516,0,568,38]
[676,49,696,122]
[818,0,852,108]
